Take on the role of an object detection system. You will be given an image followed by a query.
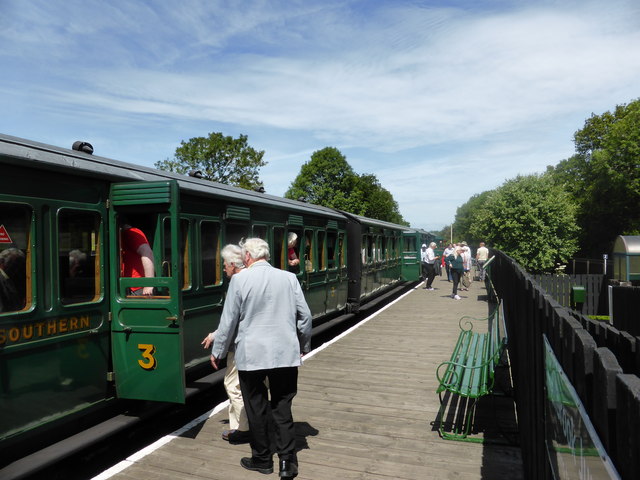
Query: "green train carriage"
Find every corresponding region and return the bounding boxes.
[0,133,420,465]
[400,228,436,281]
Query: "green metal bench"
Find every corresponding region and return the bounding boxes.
[435,302,507,441]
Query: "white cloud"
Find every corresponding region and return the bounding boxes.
[1,0,639,228]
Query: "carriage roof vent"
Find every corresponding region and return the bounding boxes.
[72,141,94,154]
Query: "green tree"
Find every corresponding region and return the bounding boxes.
[285,147,407,224]
[356,174,408,225]
[452,191,492,246]
[284,147,361,212]
[549,99,640,255]
[155,132,266,190]
[469,174,579,273]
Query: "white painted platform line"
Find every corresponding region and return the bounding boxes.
[92,285,417,479]
[90,402,228,480]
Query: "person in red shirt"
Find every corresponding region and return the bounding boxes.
[121,223,155,296]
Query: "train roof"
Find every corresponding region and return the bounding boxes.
[0,133,421,232]
[339,211,411,232]
[0,133,345,220]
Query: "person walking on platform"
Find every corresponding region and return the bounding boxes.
[459,241,472,291]
[423,242,438,290]
[442,243,454,282]
[210,238,312,479]
[447,247,465,300]
[202,244,250,444]
[476,242,489,281]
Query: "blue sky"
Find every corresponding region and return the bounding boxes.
[1,0,639,230]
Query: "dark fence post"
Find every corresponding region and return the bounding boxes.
[615,374,640,480]
[592,348,622,457]
[573,328,597,414]
[612,286,640,336]
[618,331,636,375]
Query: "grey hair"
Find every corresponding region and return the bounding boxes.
[287,232,298,247]
[241,237,270,261]
[221,244,244,268]
[429,242,437,248]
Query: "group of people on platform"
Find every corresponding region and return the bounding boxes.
[120,219,493,478]
[420,241,489,300]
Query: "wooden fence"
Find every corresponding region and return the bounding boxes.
[532,273,608,315]
[492,251,640,480]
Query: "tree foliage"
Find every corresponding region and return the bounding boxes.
[549,99,640,255]
[469,174,579,273]
[155,132,266,190]
[452,191,492,246]
[355,174,407,225]
[284,147,407,225]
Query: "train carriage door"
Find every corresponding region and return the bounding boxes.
[108,181,185,403]
[401,231,420,281]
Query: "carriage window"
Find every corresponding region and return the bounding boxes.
[404,236,416,252]
[327,231,337,269]
[201,221,221,287]
[253,225,267,240]
[226,223,249,246]
[373,235,379,262]
[273,227,285,269]
[304,230,314,272]
[59,210,100,305]
[381,236,388,261]
[180,219,190,290]
[367,235,375,264]
[338,233,346,268]
[361,235,367,264]
[0,203,31,313]
[287,229,302,274]
[318,231,326,270]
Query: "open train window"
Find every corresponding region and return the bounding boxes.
[327,231,337,269]
[59,209,101,305]
[304,230,314,272]
[404,236,416,252]
[273,227,285,269]
[180,219,191,290]
[318,231,326,271]
[381,236,388,262]
[201,221,221,287]
[287,229,302,274]
[391,236,397,259]
[0,203,31,313]
[338,232,346,268]
[252,224,267,241]
[226,223,249,246]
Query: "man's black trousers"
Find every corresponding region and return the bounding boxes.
[239,367,298,464]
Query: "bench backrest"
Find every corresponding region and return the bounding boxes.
[488,301,507,375]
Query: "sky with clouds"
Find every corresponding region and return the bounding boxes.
[1,0,639,230]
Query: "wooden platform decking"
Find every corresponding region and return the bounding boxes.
[96,274,524,480]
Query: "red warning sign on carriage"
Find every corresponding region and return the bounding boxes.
[0,225,13,244]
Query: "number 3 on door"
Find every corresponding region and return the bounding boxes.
[137,344,157,370]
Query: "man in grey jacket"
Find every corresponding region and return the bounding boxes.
[211,238,312,479]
